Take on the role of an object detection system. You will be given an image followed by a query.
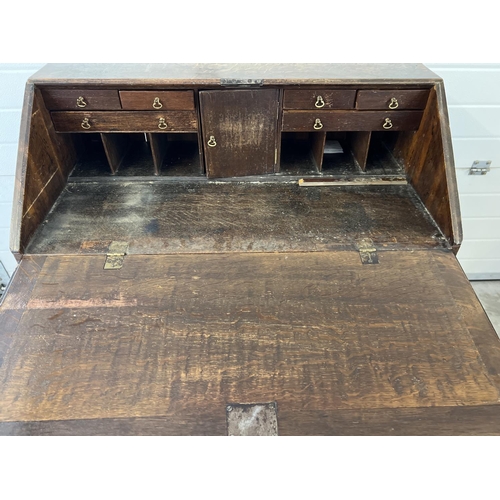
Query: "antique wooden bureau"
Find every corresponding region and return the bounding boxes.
[1,63,500,435]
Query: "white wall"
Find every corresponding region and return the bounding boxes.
[427,64,500,279]
[0,63,499,279]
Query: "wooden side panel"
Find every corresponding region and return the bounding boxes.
[310,131,326,170]
[101,133,131,174]
[350,131,371,171]
[199,89,279,178]
[394,84,462,249]
[148,133,168,175]
[11,86,76,256]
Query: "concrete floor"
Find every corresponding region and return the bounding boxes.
[472,281,500,337]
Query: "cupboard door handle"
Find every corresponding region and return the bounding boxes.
[158,118,168,130]
[315,96,325,108]
[76,96,87,108]
[81,117,91,129]
[207,135,217,147]
[313,118,323,130]
[153,97,163,109]
[388,97,399,109]
[383,118,393,129]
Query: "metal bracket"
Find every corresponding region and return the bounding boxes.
[469,160,491,175]
[220,78,264,87]
[226,402,278,436]
[356,238,379,265]
[104,241,129,270]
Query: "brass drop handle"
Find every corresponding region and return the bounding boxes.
[313,118,323,130]
[81,117,91,130]
[207,135,217,147]
[76,96,87,108]
[158,118,168,130]
[383,118,393,129]
[153,97,163,109]
[315,95,325,108]
[388,97,399,109]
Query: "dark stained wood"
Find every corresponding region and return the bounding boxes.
[41,88,121,110]
[148,133,169,175]
[0,251,498,427]
[350,131,371,171]
[431,251,500,388]
[0,256,46,376]
[12,88,76,255]
[278,405,500,435]
[282,110,424,132]
[199,89,279,178]
[0,414,226,436]
[120,91,195,110]
[100,133,132,174]
[356,89,430,110]
[394,86,462,248]
[25,182,445,255]
[51,111,198,133]
[283,89,356,109]
[310,131,326,171]
[30,64,441,86]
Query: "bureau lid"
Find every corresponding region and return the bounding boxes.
[1,249,500,435]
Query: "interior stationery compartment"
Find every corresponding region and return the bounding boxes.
[69,132,202,178]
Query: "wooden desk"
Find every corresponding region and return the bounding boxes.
[1,64,499,435]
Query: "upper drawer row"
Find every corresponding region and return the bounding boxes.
[283,89,430,110]
[42,89,195,111]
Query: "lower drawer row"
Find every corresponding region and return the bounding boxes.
[51,110,423,133]
[51,111,199,133]
[282,110,423,132]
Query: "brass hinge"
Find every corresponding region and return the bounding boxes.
[356,238,379,265]
[104,241,129,270]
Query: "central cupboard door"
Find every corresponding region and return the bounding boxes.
[199,89,279,178]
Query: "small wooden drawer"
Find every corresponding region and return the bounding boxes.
[42,89,122,110]
[51,111,198,132]
[356,90,430,110]
[119,91,195,110]
[283,90,356,110]
[282,110,424,132]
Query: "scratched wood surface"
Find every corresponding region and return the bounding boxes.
[25,182,445,255]
[0,251,498,430]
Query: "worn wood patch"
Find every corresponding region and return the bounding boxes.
[25,182,444,255]
[0,251,498,424]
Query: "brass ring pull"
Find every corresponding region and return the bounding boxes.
[313,118,323,130]
[207,135,217,147]
[158,118,168,130]
[388,97,399,109]
[153,97,163,109]
[76,96,87,108]
[383,118,393,129]
[315,96,325,108]
[81,118,91,130]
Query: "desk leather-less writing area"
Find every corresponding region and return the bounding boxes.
[1,64,500,435]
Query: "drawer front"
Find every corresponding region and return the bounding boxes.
[51,111,198,132]
[284,90,356,110]
[120,91,195,110]
[356,90,430,110]
[282,110,424,132]
[42,89,122,110]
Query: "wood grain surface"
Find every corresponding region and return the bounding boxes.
[282,110,424,132]
[25,182,445,255]
[0,251,498,428]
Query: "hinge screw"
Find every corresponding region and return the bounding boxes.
[226,405,233,412]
